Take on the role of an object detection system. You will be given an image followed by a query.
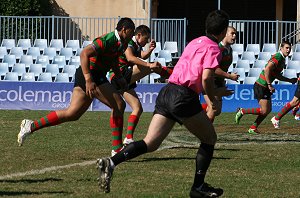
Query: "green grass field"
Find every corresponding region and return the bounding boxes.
[0,110,299,197]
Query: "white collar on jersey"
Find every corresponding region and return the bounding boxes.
[114,29,121,41]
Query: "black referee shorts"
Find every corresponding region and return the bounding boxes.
[154,83,203,124]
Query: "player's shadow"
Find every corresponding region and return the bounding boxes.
[0,177,62,183]
[0,190,69,196]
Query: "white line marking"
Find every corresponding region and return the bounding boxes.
[0,160,95,180]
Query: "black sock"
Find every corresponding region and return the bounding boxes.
[111,140,148,166]
[192,143,214,188]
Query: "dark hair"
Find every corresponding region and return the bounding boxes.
[205,10,229,35]
[116,17,135,31]
[134,25,151,36]
[280,40,291,48]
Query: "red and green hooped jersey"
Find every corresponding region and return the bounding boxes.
[89,30,127,73]
[215,42,233,82]
[109,37,142,79]
[256,52,286,87]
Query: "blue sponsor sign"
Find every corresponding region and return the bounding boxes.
[0,82,296,112]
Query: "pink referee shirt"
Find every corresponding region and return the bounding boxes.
[168,36,221,94]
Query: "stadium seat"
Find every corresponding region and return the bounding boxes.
[4,72,19,81]
[59,47,73,62]
[226,79,240,84]
[45,64,59,78]
[9,47,24,60]
[75,48,83,56]
[153,41,162,54]
[153,57,166,66]
[82,40,92,48]
[246,44,260,56]
[236,59,251,74]
[232,43,244,56]
[17,39,32,52]
[29,64,43,78]
[52,55,66,70]
[43,47,57,62]
[248,68,262,77]
[149,52,157,62]
[36,55,50,71]
[69,56,80,67]
[19,55,34,70]
[262,43,277,54]
[227,63,234,73]
[244,77,257,84]
[232,68,246,82]
[1,39,16,51]
[149,73,161,83]
[66,40,80,53]
[157,50,172,64]
[33,39,48,53]
[26,47,41,62]
[241,51,256,65]
[258,52,271,60]
[37,72,53,82]
[0,63,9,79]
[138,75,149,84]
[163,41,178,56]
[232,51,239,65]
[0,47,8,61]
[3,54,17,69]
[253,60,267,69]
[294,44,300,52]
[49,39,64,53]
[54,73,70,82]
[20,72,35,81]
[63,64,77,77]
[286,60,300,74]
[11,63,26,76]
[283,69,297,79]
[291,52,300,61]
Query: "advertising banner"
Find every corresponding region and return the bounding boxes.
[0,82,297,112]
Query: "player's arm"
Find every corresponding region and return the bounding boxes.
[125,47,161,71]
[264,61,276,92]
[141,39,156,60]
[215,67,239,81]
[202,68,218,107]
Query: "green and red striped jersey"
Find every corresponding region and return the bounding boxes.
[89,30,128,73]
[256,52,286,86]
[218,42,233,72]
[118,37,142,70]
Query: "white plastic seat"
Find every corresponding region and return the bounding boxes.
[21,72,35,81]
[158,50,172,63]
[262,43,277,54]
[17,39,32,52]
[241,51,256,65]
[236,60,251,74]
[0,63,9,79]
[232,51,239,65]
[26,47,41,62]
[3,54,17,69]
[43,47,57,62]
[29,64,43,78]
[248,68,262,77]
[232,43,244,56]
[66,40,80,53]
[291,52,300,61]
[1,39,16,51]
[232,68,246,82]
[286,60,300,73]
[9,47,24,60]
[63,64,76,77]
[11,63,26,76]
[37,72,53,82]
[69,56,80,67]
[246,44,260,56]
[258,52,271,60]
[19,55,34,70]
[49,39,64,53]
[153,57,166,66]
[253,60,267,69]
[163,41,178,56]
[55,73,70,82]
[244,77,257,84]
[33,39,48,53]
[59,48,73,62]
[149,73,161,83]
[282,69,297,79]
[226,79,240,84]
[82,40,92,48]
[153,41,161,54]
[0,47,8,61]
[294,44,300,52]
[4,72,19,81]
[52,55,66,70]
[75,48,83,56]
[45,64,60,77]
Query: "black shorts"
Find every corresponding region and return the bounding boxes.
[110,67,137,91]
[154,83,202,124]
[254,83,272,100]
[294,83,300,98]
[73,67,109,92]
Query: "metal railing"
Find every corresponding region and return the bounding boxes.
[0,16,186,56]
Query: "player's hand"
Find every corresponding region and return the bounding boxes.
[215,87,234,97]
[210,98,220,112]
[267,84,275,93]
[230,72,240,81]
[85,80,97,99]
[149,40,156,51]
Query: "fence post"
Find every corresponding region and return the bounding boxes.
[52,15,55,40]
[276,20,279,48]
